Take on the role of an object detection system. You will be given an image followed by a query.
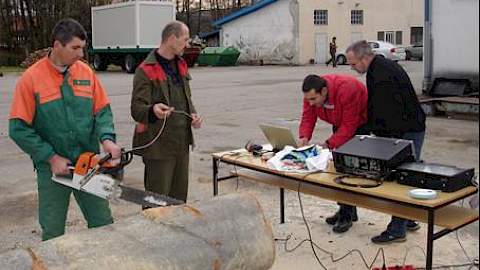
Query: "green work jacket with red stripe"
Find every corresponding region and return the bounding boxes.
[9,57,116,167]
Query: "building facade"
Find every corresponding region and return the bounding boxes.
[215,0,423,65]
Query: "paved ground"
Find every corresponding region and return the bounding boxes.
[0,61,478,269]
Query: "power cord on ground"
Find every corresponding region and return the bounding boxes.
[275,173,387,270]
[219,152,478,270]
[275,175,478,270]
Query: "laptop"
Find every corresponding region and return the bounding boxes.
[259,124,299,151]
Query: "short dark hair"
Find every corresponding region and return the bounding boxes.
[302,75,327,93]
[162,21,188,43]
[51,18,87,46]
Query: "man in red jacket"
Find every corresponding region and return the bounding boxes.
[299,74,368,233]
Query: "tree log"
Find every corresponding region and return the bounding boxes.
[0,192,275,270]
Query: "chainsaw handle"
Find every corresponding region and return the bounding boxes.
[97,153,112,166]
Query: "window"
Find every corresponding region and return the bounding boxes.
[368,42,379,49]
[377,31,385,41]
[385,31,395,44]
[314,10,328,25]
[410,27,423,44]
[395,31,403,45]
[351,10,363,25]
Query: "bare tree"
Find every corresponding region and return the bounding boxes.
[0,0,253,63]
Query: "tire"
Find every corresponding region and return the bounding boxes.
[93,54,108,71]
[336,55,347,65]
[124,54,138,74]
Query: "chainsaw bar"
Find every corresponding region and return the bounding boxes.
[118,185,184,207]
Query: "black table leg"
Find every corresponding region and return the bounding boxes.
[426,210,435,270]
[280,188,285,224]
[213,157,219,196]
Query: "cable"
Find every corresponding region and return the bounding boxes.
[456,199,475,266]
[399,241,478,270]
[416,262,477,269]
[401,244,427,268]
[296,180,328,270]
[274,171,387,270]
[399,201,479,270]
[173,110,193,120]
[273,168,477,270]
[333,175,383,188]
[215,152,250,192]
[235,163,240,190]
[125,109,193,153]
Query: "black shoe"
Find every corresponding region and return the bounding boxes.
[333,216,353,233]
[407,221,421,232]
[326,208,359,225]
[371,231,406,244]
[326,211,340,225]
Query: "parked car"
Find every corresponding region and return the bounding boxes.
[335,40,406,65]
[405,42,423,60]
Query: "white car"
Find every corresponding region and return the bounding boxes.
[335,40,406,65]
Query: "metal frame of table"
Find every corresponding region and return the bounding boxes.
[212,154,478,270]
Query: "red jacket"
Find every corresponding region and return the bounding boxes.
[299,74,368,149]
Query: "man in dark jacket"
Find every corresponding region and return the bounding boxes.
[299,74,368,233]
[130,21,202,205]
[347,40,426,244]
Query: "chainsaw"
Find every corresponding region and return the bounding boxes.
[52,150,183,207]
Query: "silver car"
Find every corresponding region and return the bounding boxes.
[336,40,406,65]
[405,42,423,60]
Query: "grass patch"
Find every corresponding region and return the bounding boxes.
[0,66,25,74]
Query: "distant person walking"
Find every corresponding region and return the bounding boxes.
[326,37,337,68]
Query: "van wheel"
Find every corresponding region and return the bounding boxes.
[336,55,347,65]
[124,54,138,73]
[93,54,108,71]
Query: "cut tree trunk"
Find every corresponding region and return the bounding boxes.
[0,192,275,270]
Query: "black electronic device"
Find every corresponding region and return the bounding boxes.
[333,135,415,179]
[394,162,475,192]
[244,140,265,156]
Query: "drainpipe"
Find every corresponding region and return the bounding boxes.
[290,0,300,65]
[423,0,433,94]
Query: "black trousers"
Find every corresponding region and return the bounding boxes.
[326,52,337,67]
[332,125,358,218]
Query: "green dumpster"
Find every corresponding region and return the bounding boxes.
[197,47,241,66]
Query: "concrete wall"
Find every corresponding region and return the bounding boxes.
[220,0,299,64]
[298,0,423,64]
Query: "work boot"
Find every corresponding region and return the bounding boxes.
[326,210,341,225]
[406,221,421,231]
[326,207,358,225]
[371,230,406,244]
[332,215,353,233]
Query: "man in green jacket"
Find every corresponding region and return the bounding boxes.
[131,21,202,205]
[9,18,121,241]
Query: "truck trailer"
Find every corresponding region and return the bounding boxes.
[90,0,175,73]
[423,0,479,96]
[421,0,479,118]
